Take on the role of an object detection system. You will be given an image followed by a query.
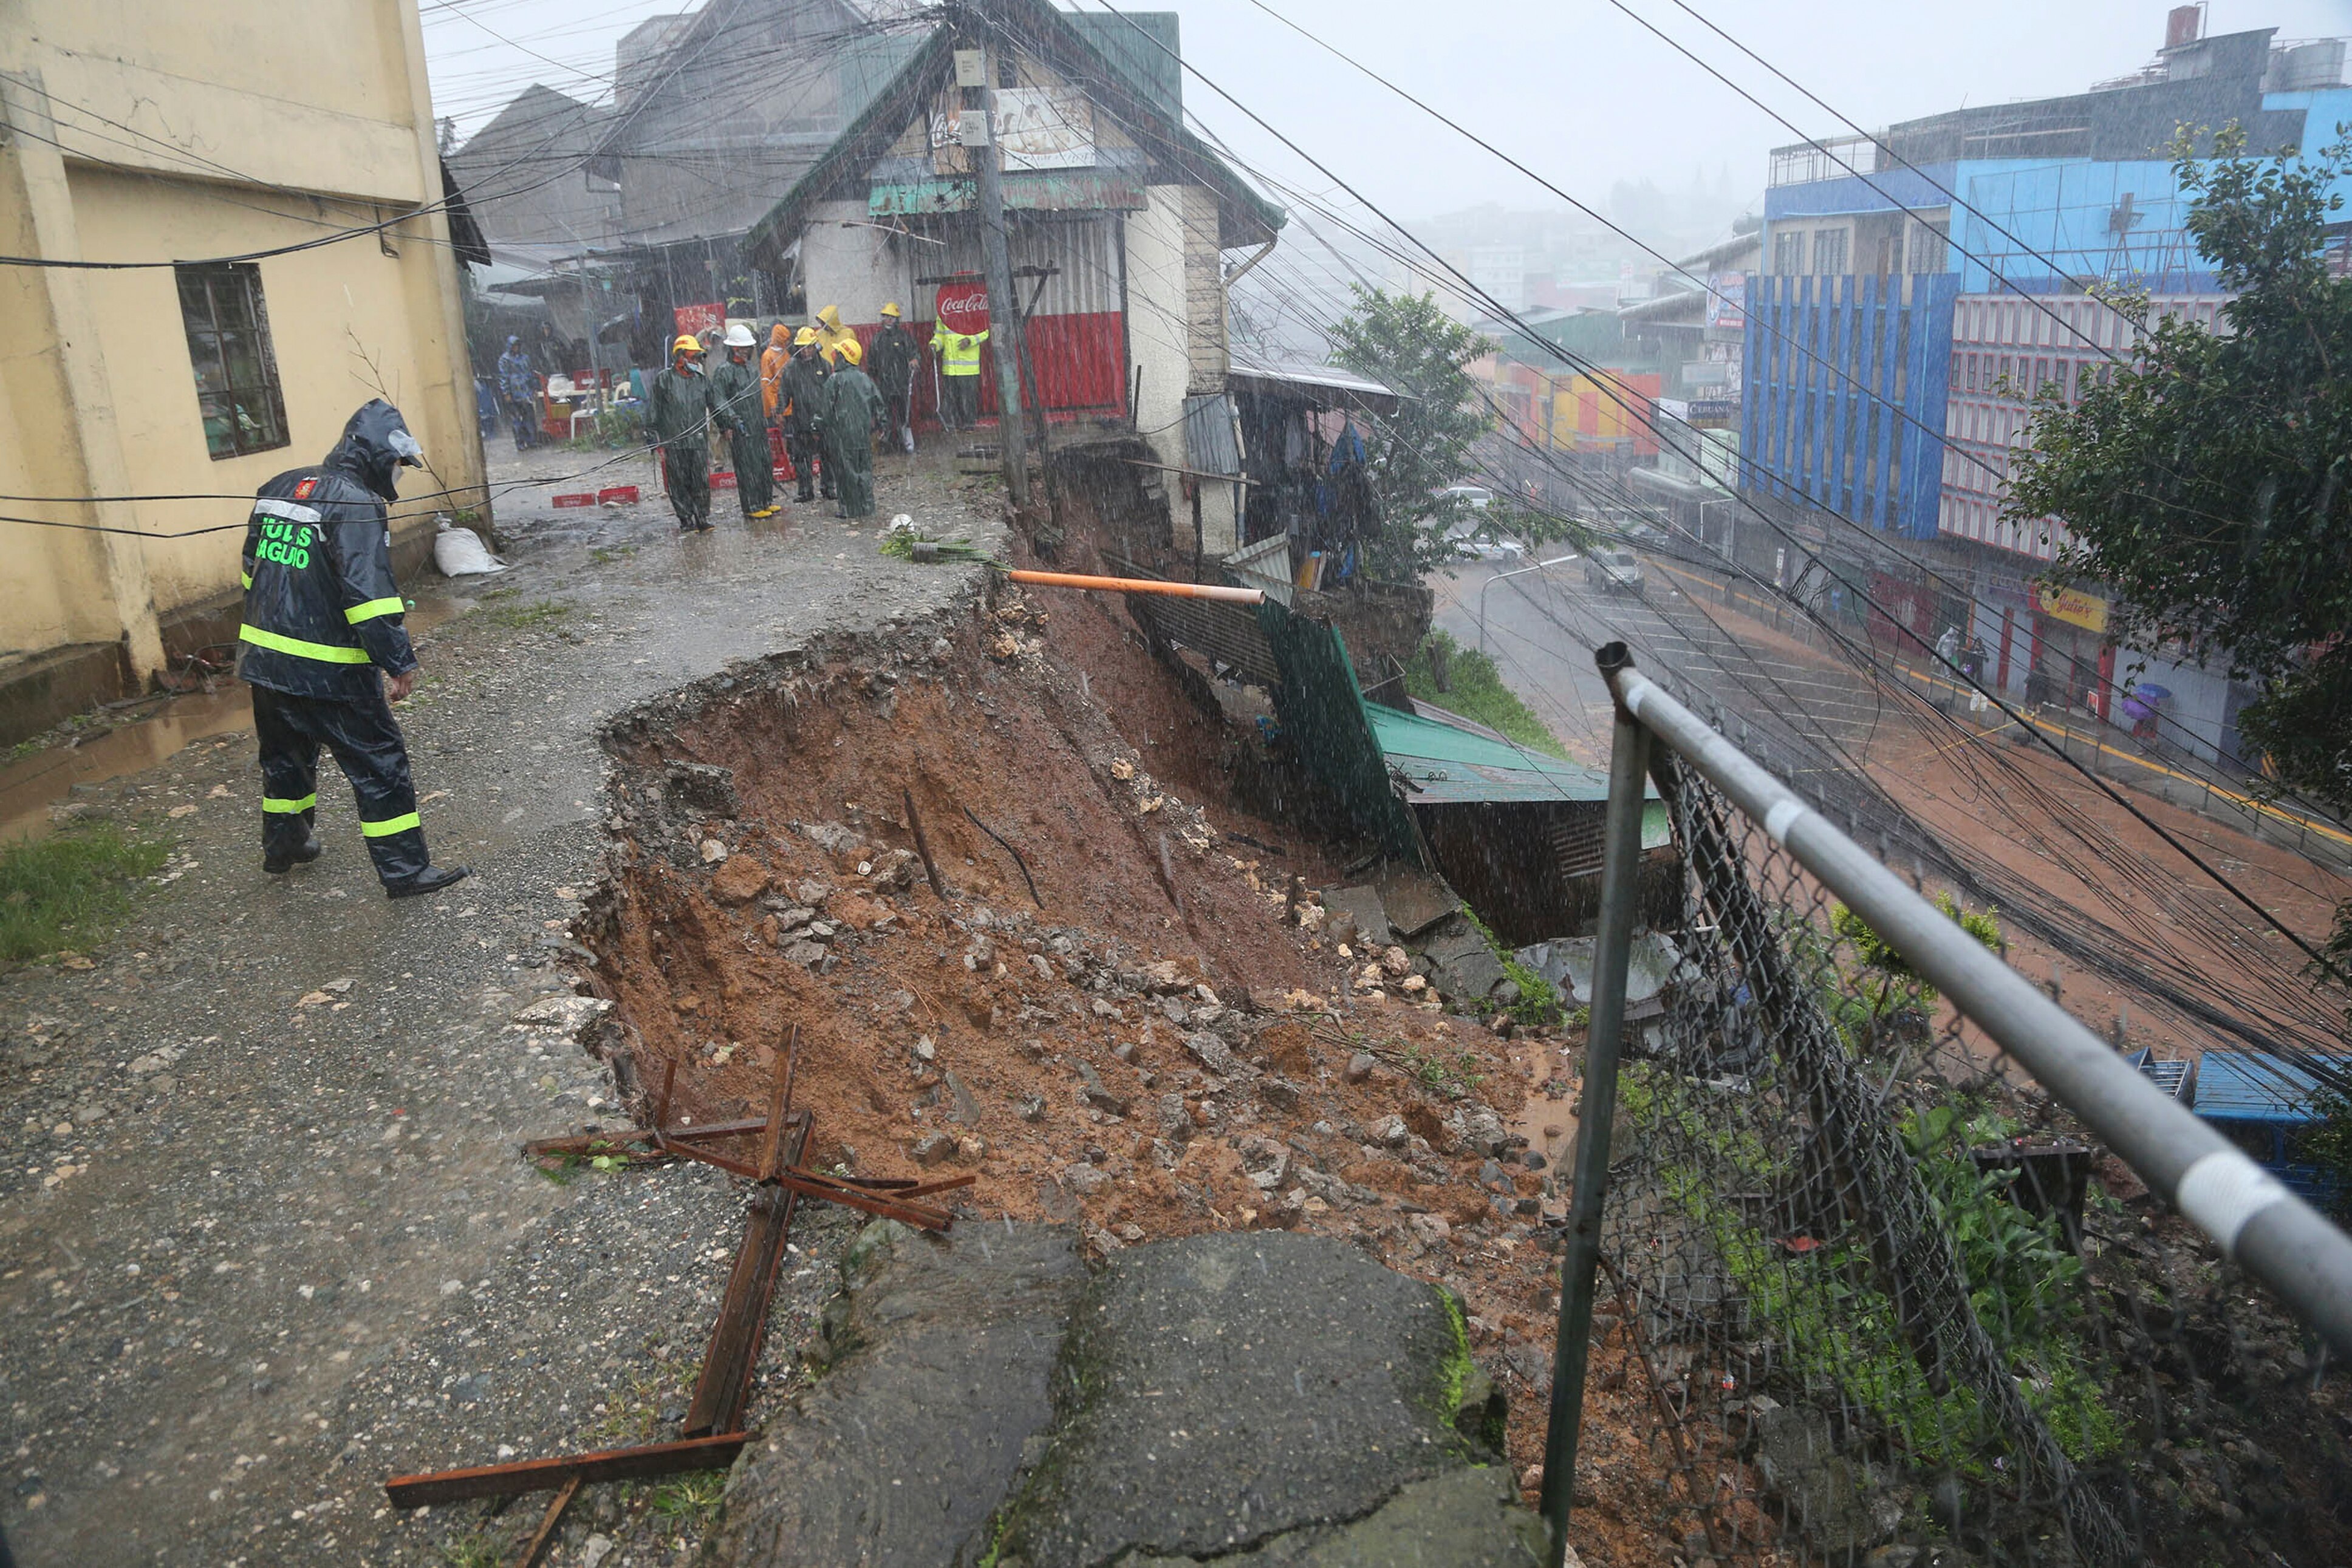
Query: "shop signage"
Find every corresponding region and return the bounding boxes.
[1706,271,1746,332]
[672,302,725,341]
[2034,582,2108,633]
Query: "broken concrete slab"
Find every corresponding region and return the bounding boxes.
[991,1231,1503,1567]
[1369,860,1461,941]
[1322,884,1392,947]
[510,994,614,1036]
[1415,913,1510,1003]
[1516,931,1687,1009]
[1751,1404,1905,1558]
[700,1221,1084,1568]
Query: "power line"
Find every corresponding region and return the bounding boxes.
[1055,0,2352,1041]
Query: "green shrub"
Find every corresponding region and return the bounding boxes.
[1401,631,1568,759]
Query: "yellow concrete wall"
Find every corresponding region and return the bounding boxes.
[0,0,485,697]
[70,168,470,616]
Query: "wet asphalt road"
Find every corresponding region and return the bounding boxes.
[1435,551,1907,770]
[0,447,1003,1565]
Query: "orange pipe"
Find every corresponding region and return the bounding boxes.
[1004,568,1265,605]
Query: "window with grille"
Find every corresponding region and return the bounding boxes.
[175,262,289,460]
[1810,227,1847,276]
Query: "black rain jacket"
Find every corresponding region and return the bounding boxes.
[237,400,421,700]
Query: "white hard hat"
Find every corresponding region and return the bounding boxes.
[723,322,756,349]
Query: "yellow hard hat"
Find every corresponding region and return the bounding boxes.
[838,338,864,365]
[671,335,703,355]
[794,326,819,346]
[881,301,901,318]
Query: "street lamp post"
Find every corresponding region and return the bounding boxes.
[1477,554,1579,656]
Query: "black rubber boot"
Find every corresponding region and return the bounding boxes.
[385,864,471,900]
[262,832,323,874]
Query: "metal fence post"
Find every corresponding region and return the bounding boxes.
[1539,641,1653,1565]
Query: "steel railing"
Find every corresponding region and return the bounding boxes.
[1538,643,2352,1568]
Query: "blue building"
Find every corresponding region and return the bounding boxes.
[1742,19,2352,737]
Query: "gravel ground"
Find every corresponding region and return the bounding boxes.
[0,443,1003,1566]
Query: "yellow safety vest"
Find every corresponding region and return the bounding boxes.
[932,326,989,376]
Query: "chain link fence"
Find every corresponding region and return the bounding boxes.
[1547,652,2352,1568]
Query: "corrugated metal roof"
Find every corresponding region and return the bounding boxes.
[2193,1051,2351,1125]
[1227,350,1401,415]
[1063,11,1183,124]
[1183,394,1242,476]
[1369,706,1612,804]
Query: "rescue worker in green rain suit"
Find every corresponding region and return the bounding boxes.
[711,323,776,518]
[778,326,833,505]
[867,302,919,452]
[649,334,716,531]
[821,338,886,519]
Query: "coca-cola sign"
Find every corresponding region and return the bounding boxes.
[933,281,990,337]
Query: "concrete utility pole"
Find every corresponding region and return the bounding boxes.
[968,35,1030,508]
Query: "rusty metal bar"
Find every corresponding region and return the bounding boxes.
[651,1058,677,1137]
[662,1142,764,1181]
[514,1474,581,1568]
[962,805,1041,907]
[385,1434,749,1509]
[891,1172,979,1200]
[903,788,949,901]
[522,1117,771,1159]
[771,1167,951,1230]
[759,1026,799,1182]
[685,1113,812,1437]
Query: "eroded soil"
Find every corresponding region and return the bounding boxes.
[572,584,1713,1567]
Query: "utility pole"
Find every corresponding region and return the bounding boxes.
[966,29,1030,509]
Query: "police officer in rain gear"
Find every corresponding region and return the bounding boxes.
[711,323,775,519]
[930,315,988,430]
[821,338,886,519]
[650,334,716,531]
[238,399,468,899]
[867,302,918,453]
[778,327,834,504]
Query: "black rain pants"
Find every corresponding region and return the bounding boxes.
[253,683,430,885]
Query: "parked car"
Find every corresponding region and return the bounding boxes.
[1478,535,1525,561]
[1438,485,1494,511]
[1584,547,1644,593]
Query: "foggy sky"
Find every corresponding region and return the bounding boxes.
[423,0,2352,224]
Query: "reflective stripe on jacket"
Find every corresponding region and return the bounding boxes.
[238,477,414,700]
[930,325,989,375]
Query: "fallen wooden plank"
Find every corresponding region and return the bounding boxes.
[385,1434,748,1509]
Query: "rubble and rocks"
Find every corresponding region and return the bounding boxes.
[1749,1405,1907,1558]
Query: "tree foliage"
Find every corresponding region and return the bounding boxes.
[1327,285,1494,579]
[2005,127,2352,810]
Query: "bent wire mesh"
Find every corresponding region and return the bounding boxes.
[1585,749,2350,1568]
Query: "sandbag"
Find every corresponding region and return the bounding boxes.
[432,516,507,576]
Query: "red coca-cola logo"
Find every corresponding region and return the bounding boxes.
[934,282,990,336]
